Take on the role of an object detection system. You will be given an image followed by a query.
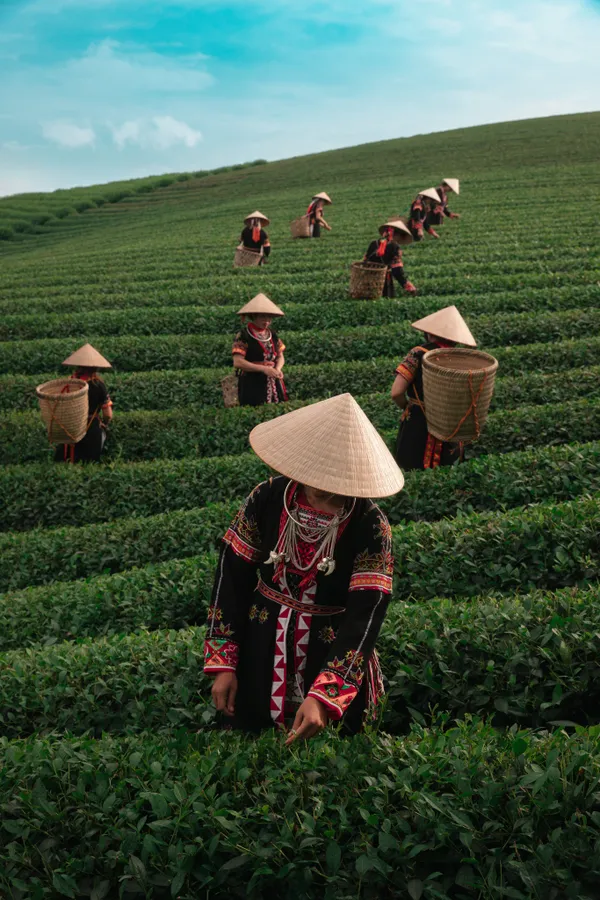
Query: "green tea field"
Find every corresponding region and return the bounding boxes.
[1,112,600,898]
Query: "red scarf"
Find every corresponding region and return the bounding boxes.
[252,225,261,242]
[376,227,394,256]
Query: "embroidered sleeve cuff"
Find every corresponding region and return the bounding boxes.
[348,572,393,593]
[307,671,358,721]
[223,527,262,563]
[394,363,414,380]
[204,638,239,673]
[232,348,247,357]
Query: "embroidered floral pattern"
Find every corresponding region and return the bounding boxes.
[349,509,394,594]
[214,621,234,637]
[319,625,336,644]
[204,638,239,673]
[326,649,365,687]
[307,671,357,720]
[249,603,269,624]
[207,605,223,622]
[223,486,264,562]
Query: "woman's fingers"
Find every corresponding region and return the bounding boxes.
[225,680,237,716]
[285,716,323,746]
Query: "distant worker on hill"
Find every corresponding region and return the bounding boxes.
[240,210,271,263]
[363,219,417,296]
[54,343,113,464]
[407,188,442,242]
[204,393,404,742]
[306,192,332,237]
[391,306,476,470]
[425,178,461,239]
[232,293,288,406]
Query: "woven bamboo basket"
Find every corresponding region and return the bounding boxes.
[221,373,240,408]
[233,245,262,268]
[290,216,311,239]
[36,378,89,444]
[422,348,498,443]
[349,261,387,299]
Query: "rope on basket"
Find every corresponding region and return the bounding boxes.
[441,370,488,443]
[46,382,99,446]
[46,383,81,444]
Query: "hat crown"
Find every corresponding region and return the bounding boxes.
[62,343,112,369]
[249,393,404,498]
[237,293,285,317]
[443,178,460,194]
[411,305,476,347]
[244,210,269,224]
[312,192,332,203]
[419,187,442,203]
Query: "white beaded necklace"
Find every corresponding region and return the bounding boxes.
[267,481,355,576]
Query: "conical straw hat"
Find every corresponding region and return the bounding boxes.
[312,192,332,204]
[443,178,460,195]
[379,218,413,245]
[244,210,270,225]
[419,188,442,203]
[249,393,404,498]
[237,293,285,317]
[62,343,112,369]
[411,306,476,347]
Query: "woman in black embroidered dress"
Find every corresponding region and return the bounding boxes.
[232,293,287,407]
[407,187,442,241]
[392,305,477,471]
[425,179,461,239]
[306,191,332,238]
[363,218,417,297]
[54,343,113,464]
[204,393,405,743]
[239,210,271,263]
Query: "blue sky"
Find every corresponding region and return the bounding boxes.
[0,0,599,196]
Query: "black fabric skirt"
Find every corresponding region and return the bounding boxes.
[238,373,285,406]
[395,405,460,471]
[54,419,106,463]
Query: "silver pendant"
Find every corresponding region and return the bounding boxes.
[317,557,336,576]
[267,550,286,566]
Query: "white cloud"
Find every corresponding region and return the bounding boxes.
[109,116,202,150]
[2,140,30,151]
[110,120,141,149]
[62,39,213,96]
[42,121,96,148]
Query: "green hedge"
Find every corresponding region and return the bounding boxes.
[2,434,597,534]
[1,488,597,609]
[2,582,600,739]
[0,555,217,651]
[1,307,598,374]
[3,334,600,413]
[1,281,597,340]
[2,391,598,465]
[2,722,600,898]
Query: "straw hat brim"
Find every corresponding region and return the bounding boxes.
[312,192,332,204]
[419,188,442,203]
[443,179,460,195]
[62,343,112,369]
[238,293,285,317]
[249,393,404,498]
[411,305,476,347]
[244,211,270,225]
[379,219,414,245]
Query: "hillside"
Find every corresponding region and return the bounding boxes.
[1,112,600,898]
